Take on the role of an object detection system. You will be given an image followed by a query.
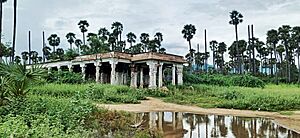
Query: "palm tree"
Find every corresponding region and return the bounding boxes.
[47,34,60,53]
[278,25,292,82]
[111,21,123,43]
[229,10,243,74]
[21,51,28,64]
[56,48,64,60]
[74,39,82,54]
[210,40,218,70]
[291,26,300,83]
[182,24,196,69]
[42,46,51,60]
[0,42,6,61]
[30,51,38,64]
[217,42,227,72]
[66,32,76,49]
[11,0,17,62]
[0,0,8,44]
[78,20,89,45]
[98,27,110,41]
[267,29,279,84]
[126,32,137,48]
[108,34,117,51]
[140,33,150,52]
[154,32,163,50]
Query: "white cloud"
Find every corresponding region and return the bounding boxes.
[2,0,300,64]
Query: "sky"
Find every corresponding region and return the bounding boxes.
[2,0,300,63]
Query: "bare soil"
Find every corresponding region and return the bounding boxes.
[97,97,300,133]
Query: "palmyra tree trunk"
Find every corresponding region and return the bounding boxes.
[274,43,279,85]
[12,0,17,62]
[235,25,241,74]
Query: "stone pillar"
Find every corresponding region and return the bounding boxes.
[147,61,157,89]
[149,112,157,130]
[80,64,86,81]
[158,112,163,131]
[94,62,101,83]
[57,66,62,72]
[47,67,51,74]
[100,72,104,83]
[172,65,176,85]
[158,63,164,87]
[172,112,176,130]
[130,65,137,88]
[177,64,183,85]
[68,65,73,72]
[109,61,117,85]
[140,68,144,88]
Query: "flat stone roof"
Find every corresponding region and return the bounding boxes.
[73,52,187,63]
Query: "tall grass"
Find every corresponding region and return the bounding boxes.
[30,84,146,104]
[165,84,300,111]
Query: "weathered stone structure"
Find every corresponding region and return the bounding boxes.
[37,52,186,88]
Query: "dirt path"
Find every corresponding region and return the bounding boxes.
[97,97,300,133]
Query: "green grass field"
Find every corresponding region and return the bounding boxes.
[163,84,300,111]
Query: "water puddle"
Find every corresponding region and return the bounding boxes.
[134,112,300,138]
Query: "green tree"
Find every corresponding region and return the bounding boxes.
[278,25,292,82]
[74,39,82,54]
[47,34,60,53]
[56,48,64,60]
[229,10,243,74]
[267,29,279,83]
[78,20,89,45]
[291,26,300,83]
[217,42,227,72]
[21,51,29,65]
[29,51,39,64]
[154,32,163,50]
[66,32,76,49]
[182,24,196,69]
[98,27,110,41]
[42,46,51,60]
[140,33,150,52]
[126,32,137,49]
[111,21,123,44]
[108,34,117,51]
[210,40,218,70]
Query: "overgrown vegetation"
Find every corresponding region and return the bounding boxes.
[0,62,158,138]
[163,84,300,111]
[183,73,265,88]
[45,71,83,84]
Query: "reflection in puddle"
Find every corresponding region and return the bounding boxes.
[134,112,300,138]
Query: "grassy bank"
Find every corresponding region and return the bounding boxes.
[164,84,300,111]
[0,83,161,138]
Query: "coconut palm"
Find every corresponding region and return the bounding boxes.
[140,33,150,52]
[182,24,196,69]
[278,25,292,82]
[210,40,218,70]
[267,29,279,84]
[66,32,76,49]
[229,10,243,74]
[78,20,89,45]
[47,34,60,53]
[0,0,8,44]
[111,21,123,43]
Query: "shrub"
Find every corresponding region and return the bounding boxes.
[183,73,265,88]
[46,71,83,84]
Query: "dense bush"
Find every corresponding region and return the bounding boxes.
[183,72,265,88]
[45,71,83,84]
